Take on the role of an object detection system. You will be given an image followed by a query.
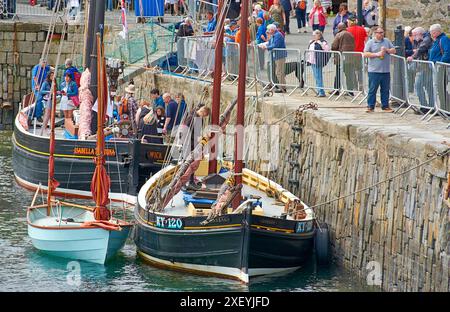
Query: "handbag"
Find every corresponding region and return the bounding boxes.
[70,96,80,107]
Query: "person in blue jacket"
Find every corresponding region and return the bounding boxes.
[428,24,450,64]
[203,11,217,35]
[30,59,51,120]
[260,24,287,93]
[59,72,79,135]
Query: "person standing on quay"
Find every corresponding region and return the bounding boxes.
[346,15,367,91]
[280,0,293,34]
[294,0,308,33]
[363,27,396,113]
[309,0,327,33]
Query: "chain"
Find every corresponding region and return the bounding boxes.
[287,103,318,195]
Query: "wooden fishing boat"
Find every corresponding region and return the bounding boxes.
[28,33,132,265]
[134,163,319,283]
[13,112,168,204]
[134,0,329,283]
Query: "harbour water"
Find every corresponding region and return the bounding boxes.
[0,131,375,292]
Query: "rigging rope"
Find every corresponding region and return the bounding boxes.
[308,148,450,209]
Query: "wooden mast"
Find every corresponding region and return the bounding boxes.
[232,0,249,208]
[95,33,103,211]
[209,0,225,174]
[46,77,58,216]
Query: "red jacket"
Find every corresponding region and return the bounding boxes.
[309,6,327,27]
[347,25,367,52]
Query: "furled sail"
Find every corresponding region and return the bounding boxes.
[152,99,238,211]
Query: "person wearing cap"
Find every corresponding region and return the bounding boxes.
[224,20,239,42]
[30,59,51,120]
[119,83,138,134]
[260,23,287,93]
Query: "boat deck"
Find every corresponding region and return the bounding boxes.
[162,174,292,218]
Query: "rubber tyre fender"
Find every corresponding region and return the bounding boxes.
[314,222,330,265]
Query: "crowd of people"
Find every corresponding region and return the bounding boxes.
[28,57,206,143]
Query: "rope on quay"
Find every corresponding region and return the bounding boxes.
[309,147,450,209]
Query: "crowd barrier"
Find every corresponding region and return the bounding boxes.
[1,0,69,19]
[401,59,436,119]
[435,62,450,128]
[269,48,302,95]
[171,36,449,125]
[338,52,365,102]
[301,50,341,98]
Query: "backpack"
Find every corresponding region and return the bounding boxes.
[73,71,81,87]
[314,41,331,67]
[297,0,306,10]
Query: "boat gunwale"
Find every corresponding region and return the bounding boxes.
[27,204,133,231]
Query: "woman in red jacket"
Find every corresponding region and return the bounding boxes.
[309,0,327,33]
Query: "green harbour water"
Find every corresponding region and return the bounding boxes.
[0,130,375,292]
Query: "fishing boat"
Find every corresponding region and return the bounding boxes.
[28,32,132,265]
[134,0,329,283]
[12,0,170,204]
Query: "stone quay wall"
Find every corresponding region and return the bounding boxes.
[135,71,450,292]
[0,21,84,129]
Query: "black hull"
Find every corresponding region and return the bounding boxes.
[134,203,315,281]
[12,116,169,202]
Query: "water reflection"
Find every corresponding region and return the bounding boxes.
[0,130,374,292]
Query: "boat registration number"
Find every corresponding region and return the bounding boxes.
[155,216,184,230]
[296,221,313,233]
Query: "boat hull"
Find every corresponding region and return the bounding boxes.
[134,205,315,282]
[28,207,131,265]
[134,211,250,282]
[12,114,169,204]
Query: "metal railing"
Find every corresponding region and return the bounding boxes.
[400,59,436,119]
[435,62,450,128]
[337,52,365,102]
[268,48,302,95]
[301,50,341,98]
[167,36,449,126]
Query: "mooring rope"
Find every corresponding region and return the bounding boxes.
[308,148,450,209]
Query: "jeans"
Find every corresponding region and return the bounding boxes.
[312,64,325,96]
[284,10,291,33]
[106,0,113,11]
[295,8,306,29]
[312,24,325,33]
[414,70,435,108]
[367,72,390,109]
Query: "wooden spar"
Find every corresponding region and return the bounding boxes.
[232,0,249,209]
[208,0,225,174]
[46,77,58,216]
[157,99,238,210]
[95,33,103,210]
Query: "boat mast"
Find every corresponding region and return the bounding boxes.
[232,0,248,209]
[92,32,111,221]
[208,0,225,174]
[89,0,106,114]
[46,79,58,215]
[83,0,96,69]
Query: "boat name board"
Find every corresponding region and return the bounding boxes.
[74,147,116,157]
[155,215,184,230]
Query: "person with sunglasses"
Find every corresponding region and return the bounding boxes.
[363,27,396,113]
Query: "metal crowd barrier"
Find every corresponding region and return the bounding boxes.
[390,54,409,110]
[254,46,271,90]
[246,44,257,87]
[268,48,302,95]
[11,0,68,19]
[224,42,240,84]
[435,62,450,127]
[401,59,436,119]
[302,50,341,98]
[337,52,365,101]
[175,37,189,73]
